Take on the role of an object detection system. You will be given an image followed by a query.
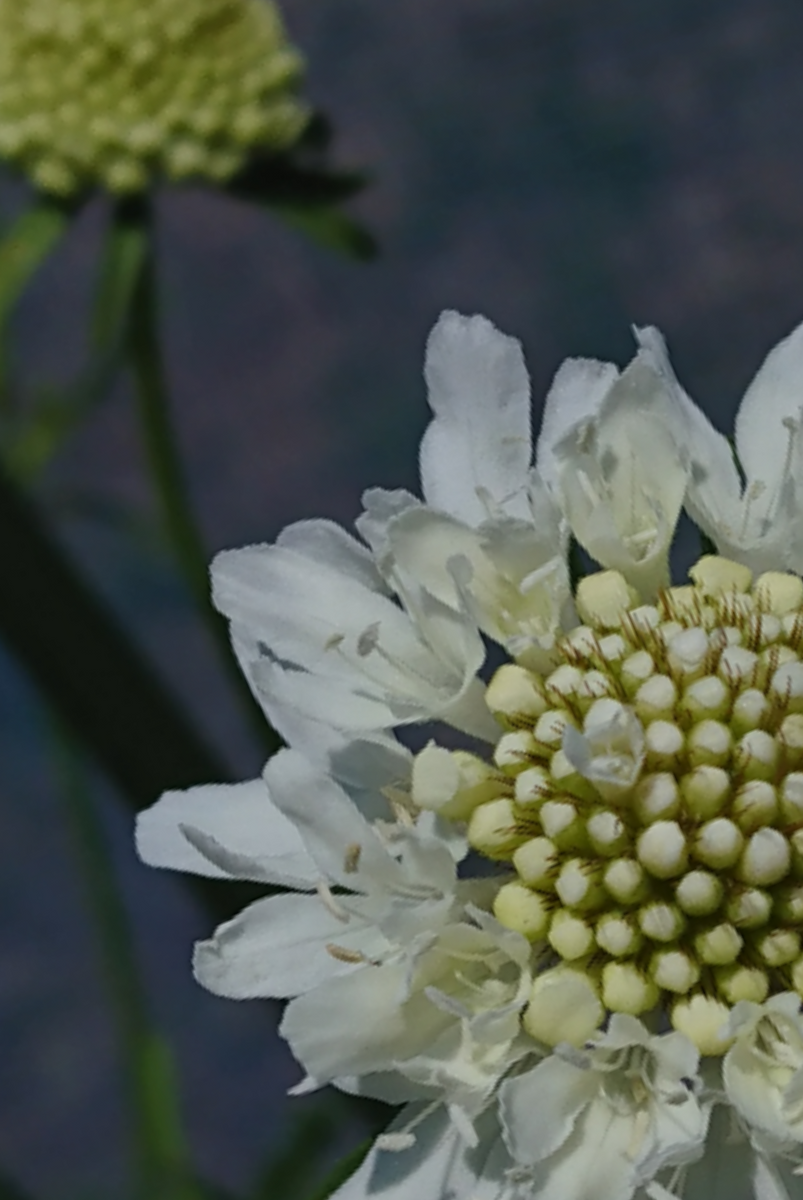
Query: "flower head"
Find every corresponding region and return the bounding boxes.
[0,0,308,195]
[137,312,803,1200]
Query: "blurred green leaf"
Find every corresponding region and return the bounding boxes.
[268,204,378,261]
[303,1138,373,1200]
[2,199,147,481]
[0,461,268,921]
[253,1107,340,1200]
[54,724,201,1200]
[0,1172,37,1200]
[226,142,377,261]
[0,196,78,411]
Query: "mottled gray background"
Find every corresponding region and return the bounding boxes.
[5,0,803,1194]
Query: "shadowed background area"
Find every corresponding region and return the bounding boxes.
[4,0,803,1194]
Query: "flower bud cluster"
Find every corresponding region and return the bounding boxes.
[420,556,803,1053]
[0,0,309,195]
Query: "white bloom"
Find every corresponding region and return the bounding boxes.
[500,1016,708,1200]
[723,994,803,1164]
[636,321,803,575]
[535,341,690,597]
[138,311,803,1200]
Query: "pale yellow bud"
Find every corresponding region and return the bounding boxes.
[575,570,639,631]
[730,688,771,736]
[601,962,659,1015]
[693,922,743,965]
[493,881,550,941]
[732,729,780,782]
[467,797,523,859]
[666,626,709,682]
[586,808,629,857]
[555,858,606,912]
[644,719,684,771]
[679,766,731,820]
[679,676,730,722]
[692,818,744,870]
[603,857,650,905]
[523,966,603,1047]
[633,773,680,823]
[769,661,803,714]
[547,909,595,959]
[512,836,557,890]
[671,994,733,1055]
[778,716,803,771]
[774,884,803,923]
[539,800,588,852]
[595,911,642,957]
[545,664,584,706]
[690,555,752,597]
[638,901,686,942]
[737,828,791,887]
[675,869,724,916]
[726,887,772,929]
[718,645,759,688]
[755,928,800,967]
[637,820,688,880]
[753,571,803,616]
[715,964,769,1005]
[686,719,732,769]
[633,674,677,721]
[548,750,597,802]
[732,780,778,833]
[412,743,500,820]
[494,730,539,774]
[533,709,574,754]
[650,948,700,994]
[485,663,548,727]
[620,651,655,696]
[514,765,553,809]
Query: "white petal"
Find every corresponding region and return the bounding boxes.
[356,487,422,572]
[723,1040,794,1146]
[735,320,803,489]
[500,1054,597,1165]
[551,352,687,596]
[277,518,388,594]
[420,311,533,526]
[263,749,403,892]
[331,1104,513,1200]
[280,961,448,1082]
[753,1156,792,1200]
[192,892,387,999]
[536,356,620,492]
[134,779,315,888]
[527,1100,638,1200]
[634,326,743,542]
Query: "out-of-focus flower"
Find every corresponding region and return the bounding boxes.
[0,0,309,195]
[138,312,803,1200]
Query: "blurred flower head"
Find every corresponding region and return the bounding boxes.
[139,312,803,1199]
[0,0,309,195]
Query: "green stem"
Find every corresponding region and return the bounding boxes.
[52,721,200,1200]
[126,198,280,758]
[0,197,76,414]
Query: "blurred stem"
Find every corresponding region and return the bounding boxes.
[0,197,76,413]
[125,197,280,758]
[52,719,200,1200]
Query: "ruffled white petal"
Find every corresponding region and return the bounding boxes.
[134,779,315,888]
[420,311,533,526]
[331,1104,514,1200]
[536,356,620,493]
[263,749,405,892]
[500,1054,598,1164]
[192,891,389,999]
[734,320,803,489]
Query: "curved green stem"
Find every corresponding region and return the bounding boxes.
[52,721,200,1200]
[126,198,280,757]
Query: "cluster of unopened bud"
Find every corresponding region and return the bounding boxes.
[413,556,803,1054]
[0,0,309,195]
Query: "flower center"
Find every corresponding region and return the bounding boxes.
[452,557,803,1051]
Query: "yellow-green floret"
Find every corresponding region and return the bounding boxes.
[0,0,309,195]
[414,556,803,1054]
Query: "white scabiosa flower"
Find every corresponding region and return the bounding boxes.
[637,321,803,578]
[139,313,803,1200]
